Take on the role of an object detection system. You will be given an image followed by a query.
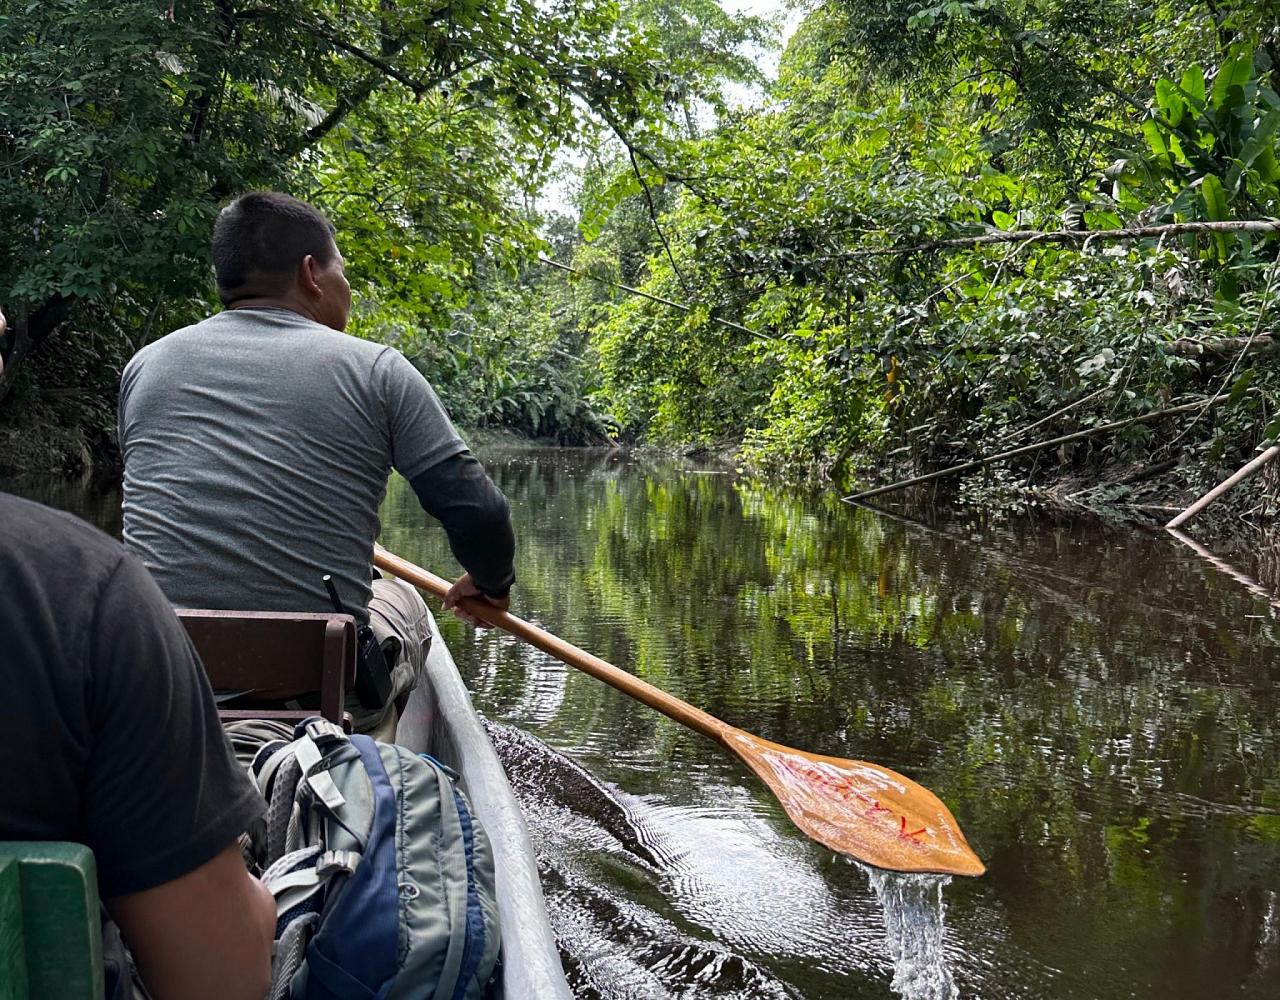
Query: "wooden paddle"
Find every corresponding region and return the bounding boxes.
[374,546,985,877]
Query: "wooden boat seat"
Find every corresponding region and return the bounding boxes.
[177,610,357,731]
[0,841,103,998]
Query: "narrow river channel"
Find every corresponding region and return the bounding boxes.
[11,444,1280,998]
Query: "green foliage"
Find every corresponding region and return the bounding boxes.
[5,0,1279,500]
[410,249,617,443]
[0,0,762,438]
[569,0,1280,501]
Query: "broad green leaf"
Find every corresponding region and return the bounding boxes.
[1217,269,1239,302]
[1155,79,1183,126]
[1227,369,1253,406]
[1211,49,1254,110]
[1142,119,1169,163]
[992,210,1016,230]
[1181,64,1206,105]
[1240,108,1280,168]
[1200,174,1229,222]
[1252,145,1280,183]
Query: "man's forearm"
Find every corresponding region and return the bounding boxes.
[409,453,515,597]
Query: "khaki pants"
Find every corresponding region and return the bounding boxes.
[349,577,432,740]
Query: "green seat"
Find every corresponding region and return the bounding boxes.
[0,843,103,1000]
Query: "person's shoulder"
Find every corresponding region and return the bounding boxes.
[0,494,125,577]
[334,329,394,363]
[320,330,401,386]
[367,342,417,377]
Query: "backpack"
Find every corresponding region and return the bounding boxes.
[227,718,502,1000]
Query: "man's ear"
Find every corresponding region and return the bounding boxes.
[298,255,322,296]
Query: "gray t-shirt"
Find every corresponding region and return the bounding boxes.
[119,307,465,621]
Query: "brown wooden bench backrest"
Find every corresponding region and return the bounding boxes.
[177,610,356,727]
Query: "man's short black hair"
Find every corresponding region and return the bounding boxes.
[212,192,338,304]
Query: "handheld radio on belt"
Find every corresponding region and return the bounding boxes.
[323,574,394,710]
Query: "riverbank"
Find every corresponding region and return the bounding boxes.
[833,445,1280,537]
[5,383,1276,540]
[0,397,115,480]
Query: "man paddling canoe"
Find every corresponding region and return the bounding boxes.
[119,192,515,738]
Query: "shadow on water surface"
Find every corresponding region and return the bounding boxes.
[12,445,1280,999]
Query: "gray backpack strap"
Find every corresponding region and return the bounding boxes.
[423,754,472,1000]
[265,754,303,862]
[270,912,319,1000]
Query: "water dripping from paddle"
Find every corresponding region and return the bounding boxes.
[859,862,959,1000]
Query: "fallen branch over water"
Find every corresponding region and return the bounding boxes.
[1165,444,1280,529]
[843,393,1237,503]
[1166,528,1280,612]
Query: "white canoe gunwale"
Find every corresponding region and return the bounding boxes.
[397,609,573,1000]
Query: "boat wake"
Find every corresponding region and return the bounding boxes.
[485,721,1041,999]
[487,721,800,998]
[488,721,668,870]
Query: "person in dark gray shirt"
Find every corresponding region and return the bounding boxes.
[0,491,275,1000]
[119,192,515,737]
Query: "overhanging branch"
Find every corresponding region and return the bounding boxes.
[844,219,1280,257]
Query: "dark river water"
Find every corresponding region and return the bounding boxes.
[11,446,1280,998]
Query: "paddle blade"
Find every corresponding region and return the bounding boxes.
[727,731,985,877]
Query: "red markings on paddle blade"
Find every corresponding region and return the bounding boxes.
[726,732,986,877]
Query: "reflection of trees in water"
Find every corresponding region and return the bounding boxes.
[1256,531,1280,599]
[382,457,1280,994]
[3,474,122,536]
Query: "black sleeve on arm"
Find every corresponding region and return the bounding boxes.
[84,553,264,899]
[409,451,516,598]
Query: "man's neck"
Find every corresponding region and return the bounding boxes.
[225,295,319,324]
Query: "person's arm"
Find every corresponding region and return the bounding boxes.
[378,349,516,617]
[85,553,273,999]
[409,451,515,598]
[108,845,275,1000]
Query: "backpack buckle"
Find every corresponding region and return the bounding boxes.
[316,849,360,878]
[303,717,347,748]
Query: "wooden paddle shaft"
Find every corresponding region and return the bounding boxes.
[376,547,987,876]
[374,547,731,744]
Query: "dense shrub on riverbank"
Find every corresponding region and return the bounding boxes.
[569,1,1280,513]
[0,0,762,469]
